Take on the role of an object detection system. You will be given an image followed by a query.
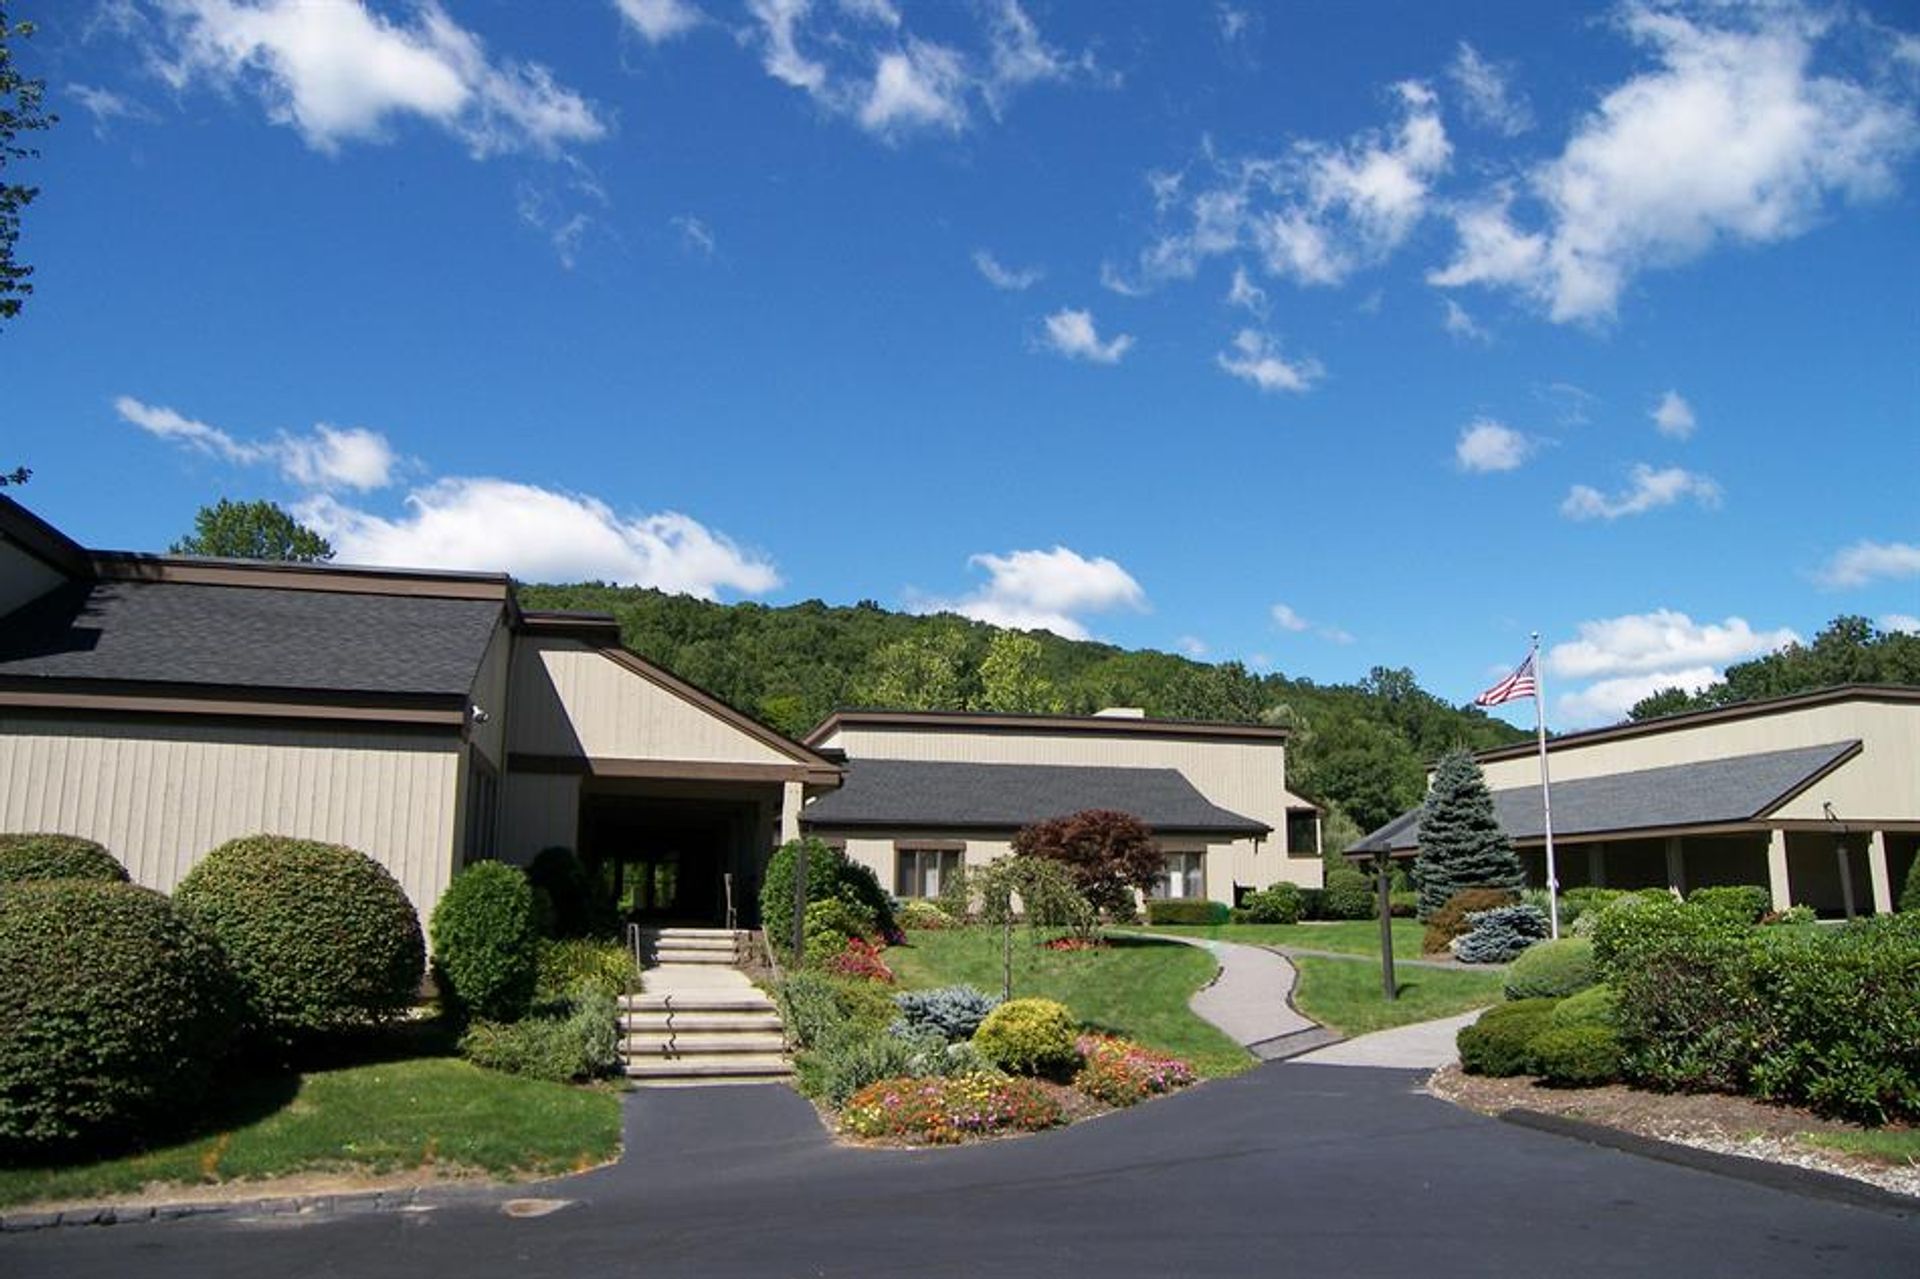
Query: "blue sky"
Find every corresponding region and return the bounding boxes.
[6,0,1918,728]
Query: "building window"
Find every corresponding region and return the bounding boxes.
[1287,810,1321,857]
[896,846,964,898]
[1153,851,1205,900]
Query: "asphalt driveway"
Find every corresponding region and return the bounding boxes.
[4,1063,1913,1277]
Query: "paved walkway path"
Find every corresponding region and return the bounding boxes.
[1265,944,1492,972]
[1123,932,1339,1060]
[1289,1008,1487,1070]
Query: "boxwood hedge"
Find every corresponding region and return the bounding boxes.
[431,861,540,1023]
[175,835,425,1042]
[0,833,129,884]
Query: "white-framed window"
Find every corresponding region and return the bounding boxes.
[1154,851,1206,900]
[896,845,964,898]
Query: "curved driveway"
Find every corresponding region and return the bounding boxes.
[5,1062,1913,1277]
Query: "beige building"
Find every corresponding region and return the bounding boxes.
[1349,686,1920,916]
[802,709,1325,905]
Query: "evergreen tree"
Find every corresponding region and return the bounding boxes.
[1412,749,1523,918]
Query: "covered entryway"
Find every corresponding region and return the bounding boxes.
[579,781,784,929]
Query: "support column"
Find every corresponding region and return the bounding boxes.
[1664,836,1686,897]
[1767,829,1792,913]
[779,780,803,845]
[1588,844,1606,888]
[1867,830,1893,916]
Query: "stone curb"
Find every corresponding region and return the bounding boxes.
[0,1183,510,1233]
[1499,1108,1919,1218]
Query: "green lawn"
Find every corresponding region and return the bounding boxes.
[1287,955,1506,1036]
[888,929,1251,1077]
[0,1057,623,1209]
[1802,1128,1920,1166]
[1148,919,1429,960]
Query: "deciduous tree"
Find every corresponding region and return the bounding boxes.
[172,499,335,562]
[1011,810,1163,917]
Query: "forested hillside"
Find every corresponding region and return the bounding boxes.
[1628,616,1920,721]
[517,584,1529,837]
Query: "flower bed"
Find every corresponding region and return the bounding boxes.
[1073,1034,1197,1106]
[1042,936,1108,952]
[841,1074,1064,1144]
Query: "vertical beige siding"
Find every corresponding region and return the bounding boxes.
[508,640,796,764]
[0,713,462,924]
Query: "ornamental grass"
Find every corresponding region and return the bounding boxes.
[841,1074,1063,1144]
[1072,1034,1197,1107]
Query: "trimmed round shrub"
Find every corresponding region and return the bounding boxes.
[525,846,599,939]
[1240,882,1304,925]
[1687,884,1771,925]
[0,833,128,884]
[0,880,236,1150]
[430,861,539,1023]
[1457,998,1559,1077]
[1145,899,1230,925]
[761,838,896,958]
[1424,887,1521,954]
[1322,865,1376,920]
[1532,1023,1624,1087]
[1550,982,1619,1030]
[1504,937,1598,1000]
[175,835,424,1040]
[973,997,1081,1077]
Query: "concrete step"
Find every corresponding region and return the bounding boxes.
[648,949,737,966]
[623,1054,791,1080]
[639,928,744,942]
[621,1012,784,1033]
[629,1075,794,1089]
[623,994,778,1014]
[623,1033,789,1056]
[640,935,737,952]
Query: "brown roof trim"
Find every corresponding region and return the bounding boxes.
[592,645,844,773]
[510,752,842,787]
[804,708,1288,747]
[0,679,466,729]
[517,610,623,643]
[803,818,1266,838]
[89,552,513,601]
[0,496,92,580]
[1474,685,1920,764]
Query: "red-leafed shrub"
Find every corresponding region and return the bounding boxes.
[826,937,895,984]
[1012,810,1164,916]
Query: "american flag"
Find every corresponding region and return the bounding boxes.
[1476,653,1538,706]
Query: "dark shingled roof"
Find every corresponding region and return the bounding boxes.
[0,579,502,698]
[800,758,1270,835]
[1348,740,1863,855]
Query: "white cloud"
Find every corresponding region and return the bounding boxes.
[1556,667,1721,727]
[1125,78,1450,293]
[1561,463,1722,520]
[837,0,900,26]
[982,0,1080,114]
[297,479,778,599]
[748,0,828,94]
[1271,603,1310,632]
[1177,635,1209,658]
[916,546,1147,640]
[860,39,969,135]
[1455,418,1531,472]
[67,83,151,135]
[1430,6,1917,323]
[1216,328,1323,393]
[1217,5,1251,44]
[118,395,397,491]
[973,249,1041,290]
[1040,308,1133,364]
[615,0,702,43]
[1225,265,1268,316]
[151,0,606,157]
[1651,389,1696,439]
[1441,296,1490,342]
[1547,609,1798,679]
[1883,614,1920,635]
[1448,41,1532,135]
[1814,540,1920,588]
[673,214,717,256]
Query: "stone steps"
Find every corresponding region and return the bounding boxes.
[623,927,792,1087]
[621,1011,784,1033]
[623,1032,789,1056]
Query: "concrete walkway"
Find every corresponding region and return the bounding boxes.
[1127,933,1340,1060]
[1289,1008,1487,1070]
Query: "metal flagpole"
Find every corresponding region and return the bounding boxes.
[1531,632,1561,939]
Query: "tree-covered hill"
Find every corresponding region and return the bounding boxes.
[516,583,1529,835]
[1628,616,1920,721]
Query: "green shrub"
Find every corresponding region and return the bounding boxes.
[1532,1023,1624,1087]
[1322,865,1376,920]
[1240,883,1305,924]
[1423,887,1519,954]
[898,900,957,930]
[1902,854,1920,914]
[1550,982,1618,1030]
[795,1029,939,1106]
[1503,937,1597,999]
[1687,884,1771,924]
[431,861,539,1023]
[460,985,619,1083]
[1297,887,1326,919]
[175,835,424,1041]
[525,847,600,939]
[536,938,635,1002]
[1457,999,1559,1077]
[0,881,237,1150]
[779,971,898,1050]
[0,833,128,884]
[1145,899,1229,925]
[1762,905,1817,926]
[807,897,877,941]
[760,838,896,960]
[1455,904,1550,963]
[892,985,1001,1042]
[1389,891,1418,918]
[972,997,1081,1077]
